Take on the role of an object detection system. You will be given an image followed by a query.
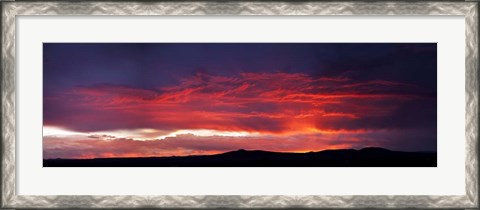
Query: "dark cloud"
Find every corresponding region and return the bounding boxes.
[43,43,437,155]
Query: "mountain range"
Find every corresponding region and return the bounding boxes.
[43,147,436,167]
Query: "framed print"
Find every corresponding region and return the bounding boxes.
[1,1,478,209]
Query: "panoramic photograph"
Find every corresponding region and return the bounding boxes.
[43,43,437,167]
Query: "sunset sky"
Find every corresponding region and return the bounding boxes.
[43,43,437,159]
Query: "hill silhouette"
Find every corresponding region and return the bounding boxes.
[43,147,436,167]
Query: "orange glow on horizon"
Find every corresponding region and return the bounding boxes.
[43,72,430,159]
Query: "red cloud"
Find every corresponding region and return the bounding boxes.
[44,72,429,134]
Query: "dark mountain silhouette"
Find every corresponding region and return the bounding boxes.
[43,147,436,167]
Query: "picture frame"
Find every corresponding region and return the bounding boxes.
[1,1,478,209]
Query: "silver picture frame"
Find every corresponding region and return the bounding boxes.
[1,1,478,209]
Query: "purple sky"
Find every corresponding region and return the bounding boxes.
[43,43,437,159]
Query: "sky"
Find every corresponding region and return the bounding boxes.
[43,43,437,159]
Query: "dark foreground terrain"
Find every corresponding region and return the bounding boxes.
[43,147,436,167]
